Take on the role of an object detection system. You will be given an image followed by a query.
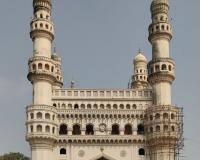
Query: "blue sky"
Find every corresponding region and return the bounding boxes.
[0,0,199,159]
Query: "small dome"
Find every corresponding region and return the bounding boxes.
[134,52,147,62]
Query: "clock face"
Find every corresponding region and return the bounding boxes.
[99,124,106,132]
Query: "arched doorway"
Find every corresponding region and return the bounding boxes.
[97,157,109,160]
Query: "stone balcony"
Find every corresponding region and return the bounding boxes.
[52,89,152,100]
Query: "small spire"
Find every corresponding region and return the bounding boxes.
[128,80,130,89]
[138,48,141,53]
[70,80,75,89]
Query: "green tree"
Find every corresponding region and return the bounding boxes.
[0,152,30,160]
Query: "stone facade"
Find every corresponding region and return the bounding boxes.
[26,0,183,160]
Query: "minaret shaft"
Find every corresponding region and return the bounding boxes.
[145,1,182,160]
[26,1,58,160]
[148,0,174,105]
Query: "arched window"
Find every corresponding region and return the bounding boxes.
[45,113,50,120]
[156,125,160,132]
[59,124,68,135]
[168,65,172,71]
[124,124,132,135]
[163,113,169,119]
[171,126,175,132]
[68,104,72,109]
[155,113,160,120]
[40,23,43,28]
[126,104,131,109]
[52,127,55,134]
[119,104,124,109]
[137,124,145,135]
[74,104,79,109]
[72,124,81,135]
[40,14,43,18]
[171,113,175,119]
[106,104,111,109]
[81,104,85,109]
[36,112,42,119]
[111,124,120,135]
[100,104,104,109]
[113,104,117,109]
[61,103,66,109]
[139,148,145,156]
[45,125,50,133]
[38,63,42,69]
[162,64,167,70]
[87,104,92,109]
[97,157,109,160]
[51,66,54,72]
[60,148,66,155]
[164,125,168,132]
[53,103,57,107]
[45,64,49,70]
[155,65,160,71]
[37,125,42,132]
[93,104,98,109]
[150,127,153,133]
[45,24,49,29]
[132,104,137,109]
[30,125,33,132]
[30,113,34,119]
[85,124,94,135]
[32,64,36,70]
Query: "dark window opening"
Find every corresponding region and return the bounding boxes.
[74,104,79,109]
[137,124,145,135]
[72,124,81,135]
[60,148,66,155]
[59,124,68,135]
[111,124,120,135]
[97,157,109,160]
[162,64,167,70]
[124,124,132,135]
[139,148,145,156]
[85,124,94,135]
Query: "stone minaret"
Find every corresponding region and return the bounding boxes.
[131,51,148,89]
[26,0,63,160]
[148,0,175,105]
[145,0,182,160]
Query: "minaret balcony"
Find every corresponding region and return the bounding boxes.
[28,56,63,83]
[144,104,183,145]
[147,58,175,84]
[30,19,54,41]
[26,132,57,142]
[148,22,172,41]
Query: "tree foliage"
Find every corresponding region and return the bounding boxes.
[0,152,30,160]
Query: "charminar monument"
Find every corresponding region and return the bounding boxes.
[26,0,184,160]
